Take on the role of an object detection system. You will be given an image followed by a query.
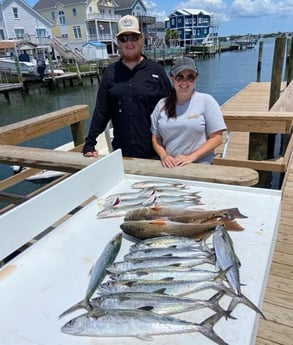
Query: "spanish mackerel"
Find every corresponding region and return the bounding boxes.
[59,233,122,318]
[90,291,226,316]
[61,309,228,344]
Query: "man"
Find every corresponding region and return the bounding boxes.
[82,15,172,159]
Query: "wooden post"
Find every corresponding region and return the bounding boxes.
[249,36,286,187]
[267,35,286,159]
[47,53,56,89]
[286,38,293,86]
[70,120,86,147]
[256,40,263,82]
[75,61,83,85]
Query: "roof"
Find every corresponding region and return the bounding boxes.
[34,0,87,11]
[114,0,145,11]
[176,9,211,16]
[0,40,22,49]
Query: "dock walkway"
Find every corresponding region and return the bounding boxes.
[214,81,293,344]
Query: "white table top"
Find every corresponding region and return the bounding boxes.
[0,151,281,345]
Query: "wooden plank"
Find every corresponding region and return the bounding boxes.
[0,144,97,172]
[214,156,286,172]
[0,104,89,145]
[122,156,259,186]
[0,145,259,186]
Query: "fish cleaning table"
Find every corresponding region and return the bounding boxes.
[0,150,281,345]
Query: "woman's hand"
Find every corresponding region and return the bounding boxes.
[161,154,177,168]
[175,155,193,166]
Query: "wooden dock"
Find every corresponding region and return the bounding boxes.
[212,81,293,344]
[0,80,292,344]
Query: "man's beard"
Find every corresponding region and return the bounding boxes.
[122,51,141,63]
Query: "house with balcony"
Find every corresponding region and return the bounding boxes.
[33,0,88,51]
[114,0,156,47]
[165,9,218,47]
[0,0,52,44]
[86,0,120,55]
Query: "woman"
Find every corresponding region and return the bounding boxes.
[151,56,226,168]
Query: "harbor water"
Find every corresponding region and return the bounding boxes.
[0,38,279,203]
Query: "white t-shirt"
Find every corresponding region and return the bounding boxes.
[150,91,226,163]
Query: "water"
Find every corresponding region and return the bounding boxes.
[0,38,277,204]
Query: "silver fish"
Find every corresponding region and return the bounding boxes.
[59,233,122,318]
[213,224,241,295]
[90,291,227,316]
[106,256,215,274]
[61,309,228,344]
[97,271,230,297]
[124,247,213,261]
[104,189,154,203]
[129,235,209,251]
[131,180,188,189]
[110,267,220,282]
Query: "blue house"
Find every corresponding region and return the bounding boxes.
[165,9,218,47]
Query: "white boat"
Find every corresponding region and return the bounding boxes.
[11,128,112,183]
[0,57,37,75]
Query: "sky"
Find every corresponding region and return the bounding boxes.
[24,0,293,37]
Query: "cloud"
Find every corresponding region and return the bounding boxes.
[231,0,293,17]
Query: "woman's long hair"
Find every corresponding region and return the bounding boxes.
[163,88,177,119]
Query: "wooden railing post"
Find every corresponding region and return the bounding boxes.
[70,120,86,147]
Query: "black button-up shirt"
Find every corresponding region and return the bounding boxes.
[83,57,172,158]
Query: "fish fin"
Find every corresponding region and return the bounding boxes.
[58,299,90,319]
[136,334,153,341]
[149,219,167,225]
[138,306,154,311]
[228,208,248,219]
[199,312,229,345]
[221,219,244,231]
[153,288,167,294]
[160,277,174,282]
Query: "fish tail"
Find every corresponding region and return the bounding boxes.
[227,293,266,319]
[58,299,90,319]
[228,208,248,219]
[199,311,229,345]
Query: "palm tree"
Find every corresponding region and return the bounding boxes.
[165,29,179,47]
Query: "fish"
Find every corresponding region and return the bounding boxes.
[124,205,247,221]
[129,235,210,251]
[97,196,156,218]
[90,290,227,316]
[120,218,243,240]
[59,233,122,318]
[61,308,228,344]
[131,180,188,189]
[103,189,155,203]
[103,194,156,208]
[110,267,220,282]
[106,256,215,274]
[213,224,241,295]
[124,246,213,261]
[97,271,231,296]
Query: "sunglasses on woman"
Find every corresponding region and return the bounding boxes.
[118,33,140,43]
[174,74,196,82]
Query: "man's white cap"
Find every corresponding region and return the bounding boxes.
[116,15,141,36]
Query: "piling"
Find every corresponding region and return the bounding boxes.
[256,41,263,82]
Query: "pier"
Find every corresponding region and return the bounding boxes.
[0,80,292,344]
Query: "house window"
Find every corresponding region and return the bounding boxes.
[51,11,55,20]
[0,29,5,40]
[89,6,92,12]
[14,28,24,38]
[73,8,77,16]
[12,7,18,19]
[73,26,82,39]
[59,11,66,25]
[36,28,46,38]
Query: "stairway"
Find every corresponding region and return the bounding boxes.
[49,37,85,62]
